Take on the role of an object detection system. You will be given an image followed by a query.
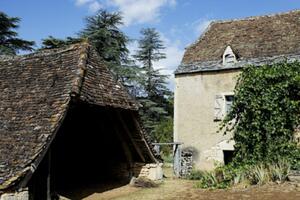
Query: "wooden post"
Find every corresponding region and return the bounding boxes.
[129,112,158,163]
[173,144,182,177]
[46,149,51,200]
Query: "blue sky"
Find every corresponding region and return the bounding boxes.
[1,0,300,88]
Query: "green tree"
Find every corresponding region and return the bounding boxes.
[221,61,300,167]
[40,10,140,94]
[79,10,129,77]
[0,12,35,55]
[134,28,172,140]
[41,36,81,49]
[134,28,170,98]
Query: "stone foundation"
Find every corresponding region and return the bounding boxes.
[133,163,163,180]
[0,189,29,200]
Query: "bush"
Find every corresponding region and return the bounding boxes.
[248,164,270,185]
[190,159,292,190]
[269,159,291,183]
[187,170,204,180]
[188,168,231,189]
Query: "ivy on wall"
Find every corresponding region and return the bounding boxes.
[221,61,300,166]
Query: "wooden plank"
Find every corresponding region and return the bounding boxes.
[115,110,146,163]
[152,142,184,145]
[47,150,51,200]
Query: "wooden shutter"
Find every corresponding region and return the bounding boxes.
[214,94,224,121]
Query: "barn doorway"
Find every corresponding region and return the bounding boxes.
[49,102,143,199]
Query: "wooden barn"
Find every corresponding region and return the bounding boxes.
[0,43,160,199]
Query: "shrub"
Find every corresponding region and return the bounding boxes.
[195,171,221,189]
[269,159,291,183]
[187,170,204,180]
[248,164,270,185]
[190,159,292,190]
[190,168,231,189]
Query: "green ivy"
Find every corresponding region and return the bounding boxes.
[221,61,300,167]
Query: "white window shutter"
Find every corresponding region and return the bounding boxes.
[214,94,224,121]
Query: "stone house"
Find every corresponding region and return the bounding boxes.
[174,10,300,171]
[0,43,161,199]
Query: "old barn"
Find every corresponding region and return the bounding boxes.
[0,43,160,199]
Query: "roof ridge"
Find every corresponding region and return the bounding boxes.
[184,9,300,54]
[71,41,90,96]
[0,42,88,62]
[212,9,300,25]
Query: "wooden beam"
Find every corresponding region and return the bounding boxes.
[115,110,146,163]
[129,112,158,163]
[46,150,51,200]
[152,142,184,145]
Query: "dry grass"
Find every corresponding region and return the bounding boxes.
[82,167,300,200]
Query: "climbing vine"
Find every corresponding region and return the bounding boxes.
[222,61,300,167]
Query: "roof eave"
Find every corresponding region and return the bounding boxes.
[175,53,300,76]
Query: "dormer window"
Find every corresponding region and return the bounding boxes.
[223,46,237,65]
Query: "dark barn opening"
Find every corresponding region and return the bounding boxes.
[49,102,143,199]
[223,150,234,165]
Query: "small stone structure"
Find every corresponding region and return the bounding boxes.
[180,150,193,177]
[133,163,163,180]
[289,170,300,183]
[0,190,29,200]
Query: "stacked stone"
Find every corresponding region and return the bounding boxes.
[180,151,193,177]
[133,163,163,180]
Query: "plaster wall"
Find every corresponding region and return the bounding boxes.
[174,69,240,170]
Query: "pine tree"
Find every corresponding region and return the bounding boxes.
[134,28,169,98]
[134,28,172,137]
[41,36,81,49]
[40,10,140,95]
[79,10,129,76]
[0,12,35,55]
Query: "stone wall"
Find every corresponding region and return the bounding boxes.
[0,190,29,200]
[174,69,240,170]
[133,163,163,180]
[180,150,193,177]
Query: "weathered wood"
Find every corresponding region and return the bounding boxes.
[47,150,51,200]
[116,111,146,163]
[129,112,158,163]
[173,144,182,177]
[152,142,183,145]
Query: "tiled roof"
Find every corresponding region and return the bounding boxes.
[0,43,146,190]
[177,10,300,74]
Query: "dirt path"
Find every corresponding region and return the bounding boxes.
[82,168,300,200]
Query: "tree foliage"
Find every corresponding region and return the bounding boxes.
[79,10,129,73]
[41,36,81,49]
[134,28,173,143]
[222,61,300,166]
[0,12,35,55]
[40,10,138,88]
[134,28,169,98]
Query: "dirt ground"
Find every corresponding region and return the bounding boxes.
[81,167,300,200]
